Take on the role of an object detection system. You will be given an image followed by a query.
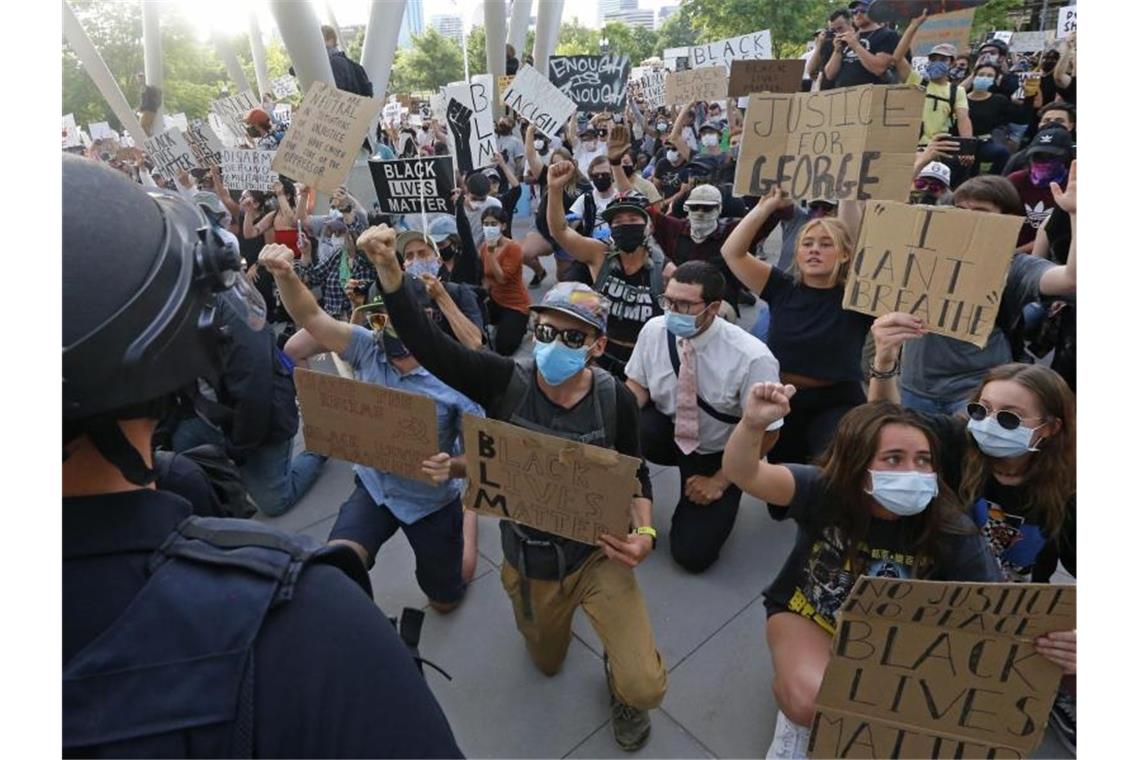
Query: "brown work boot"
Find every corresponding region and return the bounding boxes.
[605,654,651,752]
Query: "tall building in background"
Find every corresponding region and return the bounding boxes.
[598,0,637,27]
[399,0,425,49]
[606,8,655,29]
[431,14,464,44]
[657,5,679,28]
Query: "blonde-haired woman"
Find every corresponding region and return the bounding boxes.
[722,188,873,464]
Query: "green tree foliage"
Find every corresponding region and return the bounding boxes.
[601,22,658,64]
[466,25,488,76]
[389,27,465,95]
[554,19,600,55]
[681,0,843,58]
[971,0,1025,39]
[655,11,699,56]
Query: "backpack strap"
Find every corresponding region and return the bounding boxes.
[589,366,618,449]
[665,330,742,425]
[592,251,620,299]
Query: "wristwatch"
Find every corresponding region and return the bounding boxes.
[635,526,657,550]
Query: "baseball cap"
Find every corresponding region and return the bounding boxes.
[698,121,724,134]
[395,229,438,256]
[848,0,869,11]
[530,281,611,334]
[580,127,598,139]
[427,215,458,243]
[807,196,837,207]
[600,191,651,225]
[929,43,958,58]
[1025,127,1074,159]
[684,184,722,209]
[917,161,952,187]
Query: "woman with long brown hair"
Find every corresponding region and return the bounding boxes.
[723,383,1002,758]
[722,187,873,466]
[868,317,1077,751]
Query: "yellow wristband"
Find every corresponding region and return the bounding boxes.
[635,526,657,550]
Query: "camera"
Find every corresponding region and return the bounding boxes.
[825,29,836,40]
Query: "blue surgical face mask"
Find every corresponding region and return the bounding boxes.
[967,416,1044,458]
[866,470,939,517]
[406,258,441,279]
[483,225,502,243]
[973,75,995,92]
[665,311,700,338]
[533,339,590,385]
[926,60,951,80]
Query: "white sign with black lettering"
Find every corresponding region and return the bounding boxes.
[271,75,298,99]
[444,75,497,173]
[689,30,772,70]
[501,65,577,139]
[144,127,198,181]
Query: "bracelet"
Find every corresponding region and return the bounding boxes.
[635,526,657,550]
[869,359,901,380]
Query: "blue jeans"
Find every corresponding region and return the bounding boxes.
[900,388,969,417]
[171,417,327,518]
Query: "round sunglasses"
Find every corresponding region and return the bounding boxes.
[966,402,1045,431]
[533,322,592,349]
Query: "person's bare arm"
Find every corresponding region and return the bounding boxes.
[1054,35,1075,89]
[723,383,797,505]
[824,45,843,81]
[1038,162,1077,297]
[546,160,607,270]
[914,134,960,177]
[892,12,926,78]
[624,377,650,408]
[421,274,485,350]
[212,166,240,221]
[836,29,892,76]
[259,243,352,355]
[608,125,634,193]
[807,31,827,78]
[484,243,507,285]
[721,187,788,294]
[524,124,543,179]
[1030,218,1051,259]
[494,152,520,188]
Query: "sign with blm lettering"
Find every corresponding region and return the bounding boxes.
[294,369,441,484]
[462,415,641,544]
[185,119,225,168]
[368,156,455,215]
[733,84,923,203]
[728,59,805,97]
[222,149,278,191]
[689,30,772,69]
[842,202,1024,348]
[810,578,1076,758]
[909,8,976,56]
[501,65,579,139]
[444,75,497,173]
[664,67,728,106]
[144,127,198,181]
[547,54,631,111]
[272,81,383,192]
[211,90,259,143]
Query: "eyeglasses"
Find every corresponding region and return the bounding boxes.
[913,178,945,192]
[533,322,593,349]
[658,295,708,315]
[966,402,1046,431]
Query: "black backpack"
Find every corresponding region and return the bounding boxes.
[156,444,259,519]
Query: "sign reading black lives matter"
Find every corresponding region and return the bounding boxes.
[143,127,198,181]
[547,54,631,111]
[184,119,225,168]
[368,156,455,215]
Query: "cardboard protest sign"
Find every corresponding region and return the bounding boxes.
[163,112,190,133]
[144,127,198,181]
[909,8,976,56]
[727,59,805,97]
[382,99,402,126]
[810,578,1076,758]
[211,90,260,142]
[638,70,666,110]
[547,54,631,111]
[294,368,440,484]
[208,112,238,148]
[429,93,446,120]
[733,85,923,203]
[89,121,116,141]
[501,65,579,139]
[1009,31,1049,53]
[271,75,298,99]
[462,415,641,544]
[222,149,278,191]
[689,30,772,69]
[497,75,514,95]
[272,81,383,192]
[443,75,497,173]
[664,67,728,106]
[992,31,1014,44]
[184,119,225,168]
[62,114,81,148]
[368,156,455,215]
[1057,4,1076,36]
[273,104,292,128]
[842,202,1023,348]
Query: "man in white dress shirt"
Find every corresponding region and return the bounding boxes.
[625,261,783,573]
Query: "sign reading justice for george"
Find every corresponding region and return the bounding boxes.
[462,416,641,544]
[810,577,1076,758]
[842,202,1023,348]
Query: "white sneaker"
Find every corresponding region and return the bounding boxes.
[766,710,811,759]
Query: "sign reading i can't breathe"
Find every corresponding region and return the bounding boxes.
[842,202,1024,348]
[462,415,641,544]
[547,54,631,111]
[368,156,455,215]
[733,84,923,203]
[810,578,1075,759]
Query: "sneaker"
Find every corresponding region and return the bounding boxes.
[1049,690,1076,754]
[605,655,651,752]
[528,271,546,288]
[766,710,810,759]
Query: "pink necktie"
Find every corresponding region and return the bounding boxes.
[674,338,700,455]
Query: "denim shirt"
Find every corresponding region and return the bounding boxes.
[341,325,484,524]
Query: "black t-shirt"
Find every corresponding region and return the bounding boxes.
[654,156,685,198]
[760,268,873,382]
[1040,73,1076,105]
[923,413,1077,583]
[594,261,661,352]
[764,464,1000,634]
[834,26,901,88]
[63,490,462,758]
[967,93,1015,137]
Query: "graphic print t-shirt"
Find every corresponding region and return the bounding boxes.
[1007,169,1066,247]
[593,257,662,348]
[763,464,1000,634]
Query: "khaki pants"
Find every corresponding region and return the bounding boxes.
[501,552,667,710]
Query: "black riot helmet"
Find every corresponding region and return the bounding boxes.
[62,155,253,483]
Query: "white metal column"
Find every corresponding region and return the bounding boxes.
[269,0,336,93]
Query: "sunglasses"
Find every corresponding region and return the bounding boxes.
[966,402,1045,431]
[367,313,389,331]
[913,178,945,192]
[596,130,608,138]
[533,322,593,349]
[590,174,611,182]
